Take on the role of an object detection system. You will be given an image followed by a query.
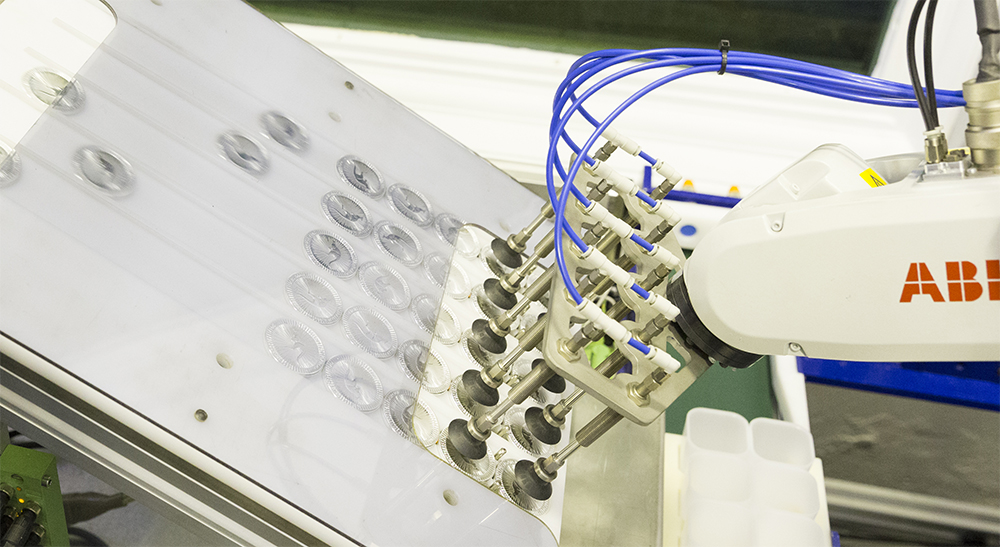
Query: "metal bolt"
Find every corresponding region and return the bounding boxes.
[194,409,208,422]
[40,476,51,488]
[344,81,355,90]
[557,338,582,362]
[788,342,802,352]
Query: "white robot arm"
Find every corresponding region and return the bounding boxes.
[669,144,1000,366]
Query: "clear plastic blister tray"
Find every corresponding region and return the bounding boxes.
[0,0,550,545]
[414,224,573,539]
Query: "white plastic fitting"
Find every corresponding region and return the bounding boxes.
[652,159,684,186]
[601,127,641,156]
[644,243,682,270]
[644,293,681,321]
[644,346,681,373]
[587,160,641,197]
[577,246,634,287]
[581,202,681,270]
[576,298,631,344]
[577,286,681,373]
[583,201,635,239]
[642,200,683,226]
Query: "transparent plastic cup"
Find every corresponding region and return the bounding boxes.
[750,417,815,469]
[753,508,825,547]
[685,451,751,503]
[682,408,750,471]
[683,497,751,547]
[752,460,820,517]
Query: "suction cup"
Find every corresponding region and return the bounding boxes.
[461,369,499,406]
[491,238,523,269]
[470,319,507,354]
[440,429,496,482]
[483,278,517,310]
[514,459,552,501]
[496,459,550,515]
[524,406,562,445]
[447,419,487,460]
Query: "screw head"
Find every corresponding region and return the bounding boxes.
[788,342,802,352]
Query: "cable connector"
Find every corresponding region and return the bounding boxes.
[586,160,641,198]
[601,127,641,156]
[924,125,948,164]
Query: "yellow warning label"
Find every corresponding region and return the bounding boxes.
[860,168,887,188]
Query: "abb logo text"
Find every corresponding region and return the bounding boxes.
[900,260,1000,302]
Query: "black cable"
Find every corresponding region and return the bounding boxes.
[10,441,42,450]
[923,0,940,128]
[66,527,109,547]
[62,492,132,526]
[906,0,934,131]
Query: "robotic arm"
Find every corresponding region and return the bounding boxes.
[670,143,1000,366]
[449,0,1000,505]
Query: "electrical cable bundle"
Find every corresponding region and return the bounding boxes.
[907,0,942,130]
[544,46,965,360]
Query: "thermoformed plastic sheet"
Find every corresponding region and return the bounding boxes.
[0,0,554,545]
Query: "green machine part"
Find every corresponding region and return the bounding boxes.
[1,445,69,546]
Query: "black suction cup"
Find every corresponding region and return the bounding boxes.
[470,318,507,354]
[447,418,487,460]
[514,459,552,501]
[461,369,499,406]
[531,359,565,393]
[524,406,562,445]
[483,278,517,310]
[491,238,523,269]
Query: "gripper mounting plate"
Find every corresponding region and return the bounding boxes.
[541,195,709,424]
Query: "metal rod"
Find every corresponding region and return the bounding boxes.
[483,314,548,381]
[507,204,553,253]
[539,406,624,475]
[474,360,555,432]
[494,268,555,331]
